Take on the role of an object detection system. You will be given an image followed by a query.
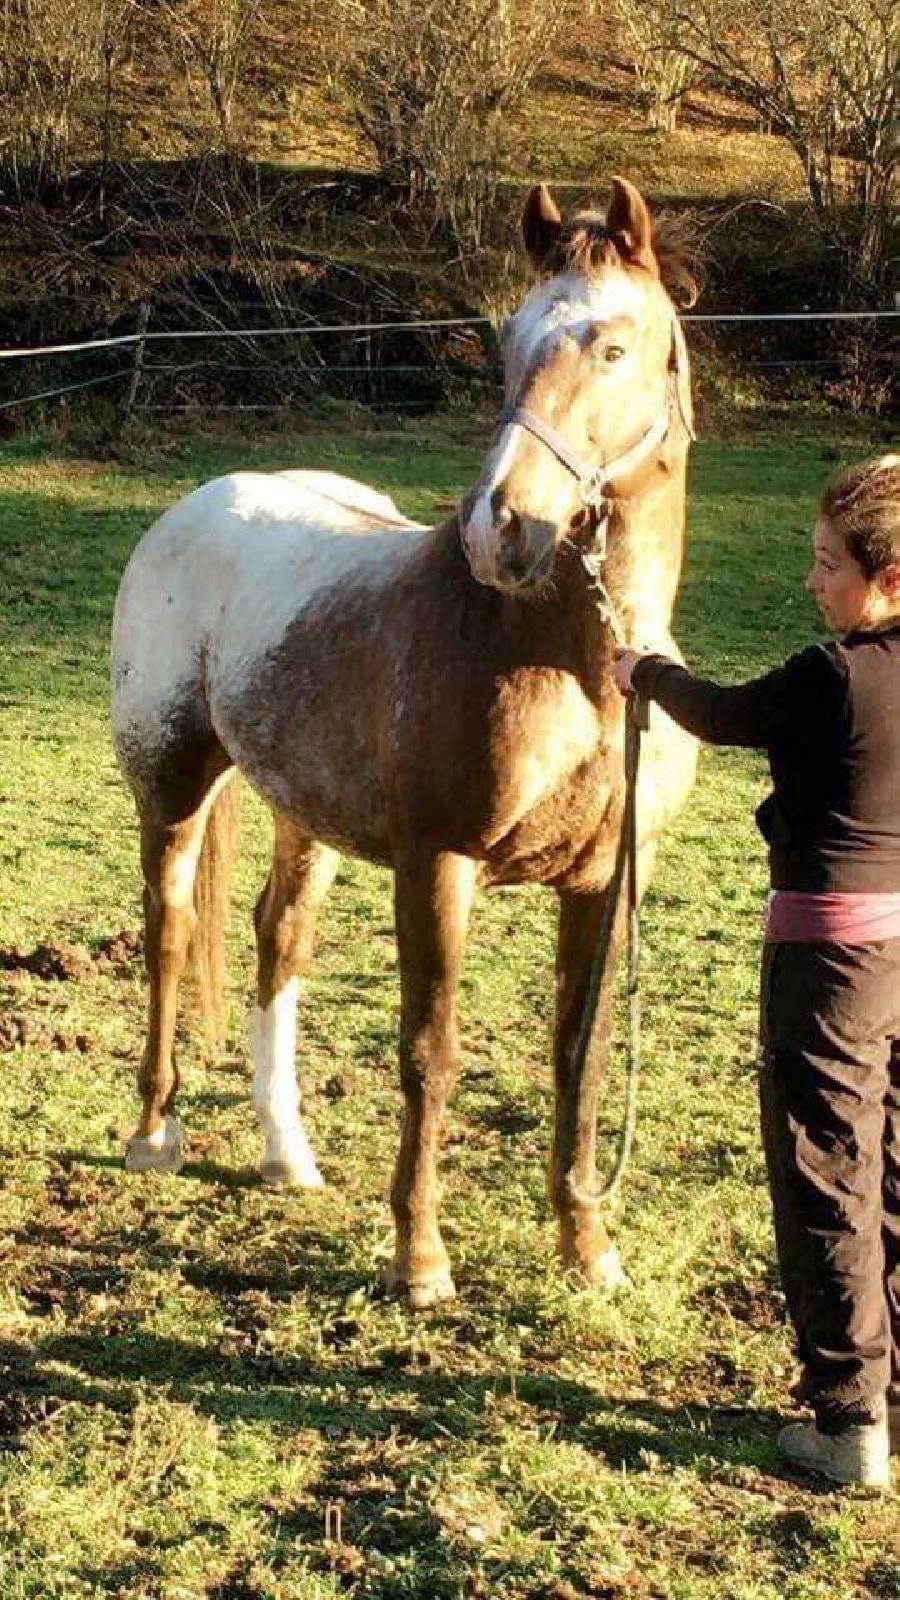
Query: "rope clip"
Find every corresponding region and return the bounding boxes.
[581,502,610,567]
[582,470,610,511]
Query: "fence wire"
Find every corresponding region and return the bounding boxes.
[0,308,895,416]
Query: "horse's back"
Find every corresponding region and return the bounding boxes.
[273,471,418,527]
[111,470,425,788]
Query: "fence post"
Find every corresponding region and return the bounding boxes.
[122,301,151,423]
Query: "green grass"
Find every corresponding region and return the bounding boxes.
[0,421,897,1600]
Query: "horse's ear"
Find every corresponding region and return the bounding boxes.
[606,176,655,272]
[522,184,562,268]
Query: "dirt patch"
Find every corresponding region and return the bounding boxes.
[0,1013,31,1051]
[0,942,93,981]
[0,1012,89,1054]
[92,928,143,974]
[0,930,141,988]
[694,1273,784,1333]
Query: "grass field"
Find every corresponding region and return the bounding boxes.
[0,419,897,1600]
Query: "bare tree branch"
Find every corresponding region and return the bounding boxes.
[677,0,898,297]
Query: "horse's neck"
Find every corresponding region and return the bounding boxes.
[431,474,686,697]
[615,463,687,639]
[555,467,687,693]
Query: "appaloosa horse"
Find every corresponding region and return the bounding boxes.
[111,177,698,1305]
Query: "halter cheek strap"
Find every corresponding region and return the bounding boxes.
[499,403,672,510]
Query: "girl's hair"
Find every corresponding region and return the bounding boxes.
[820,454,900,579]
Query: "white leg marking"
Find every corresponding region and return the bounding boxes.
[250,978,324,1188]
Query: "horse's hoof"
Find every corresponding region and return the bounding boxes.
[260,1154,325,1190]
[382,1263,457,1310]
[407,1273,457,1311]
[587,1243,630,1291]
[125,1116,185,1175]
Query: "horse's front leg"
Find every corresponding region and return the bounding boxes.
[552,884,628,1288]
[386,848,477,1309]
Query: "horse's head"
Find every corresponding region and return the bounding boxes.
[461,176,695,594]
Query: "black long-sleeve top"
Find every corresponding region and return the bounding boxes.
[631,622,900,892]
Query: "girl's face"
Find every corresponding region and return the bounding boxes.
[806,518,880,633]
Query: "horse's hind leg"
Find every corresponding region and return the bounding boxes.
[386,847,477,1308]
[125,747,234,1174]
[251,816,339,1188]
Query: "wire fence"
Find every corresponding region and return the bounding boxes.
[0,307,895,418]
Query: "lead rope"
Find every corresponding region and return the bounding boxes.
[617,690,647,1199]
[570,518,647,1203]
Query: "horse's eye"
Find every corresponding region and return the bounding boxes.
[602,343,626,364]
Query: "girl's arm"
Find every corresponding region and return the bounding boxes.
[615,646,846,749]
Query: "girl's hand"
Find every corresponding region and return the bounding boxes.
[612,646,645,695]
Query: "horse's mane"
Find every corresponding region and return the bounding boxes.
[544,208,701,309]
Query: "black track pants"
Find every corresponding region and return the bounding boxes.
[758,939,900,1433]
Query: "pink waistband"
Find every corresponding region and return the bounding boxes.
[766,890,900,944]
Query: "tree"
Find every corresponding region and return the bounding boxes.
[609,0,697,132]
[0,0,123,190]
[163,0,261,142]
[677,0,898,299]
[328,0,571,254]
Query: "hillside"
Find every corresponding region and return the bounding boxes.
[0,18,889,423]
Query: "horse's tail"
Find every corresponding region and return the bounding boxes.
[191,774,241,1055]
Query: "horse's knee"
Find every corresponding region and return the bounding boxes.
[142,886,196,967]
[160,905,196,965]
[399,1017,459,1092]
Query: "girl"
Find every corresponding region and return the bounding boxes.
[614,456,900,1487]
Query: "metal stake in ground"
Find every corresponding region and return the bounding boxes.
[121,302,151,424]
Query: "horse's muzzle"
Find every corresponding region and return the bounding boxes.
[461,496,557,594]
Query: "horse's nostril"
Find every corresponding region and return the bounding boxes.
[498,507,522,545]
[503,553,529,582]
[499,514,531,580]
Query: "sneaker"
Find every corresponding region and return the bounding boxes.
[777,1418,890,1488]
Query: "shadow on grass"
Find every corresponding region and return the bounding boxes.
[75,1552,175,1600]
[178,1156,263,1189]
[865,1557,900,1598]
[2,1319,796,1479]
[57,1142,354,1193]
[56,1146,265,1194]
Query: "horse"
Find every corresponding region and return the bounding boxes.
[110,176,698,1307]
